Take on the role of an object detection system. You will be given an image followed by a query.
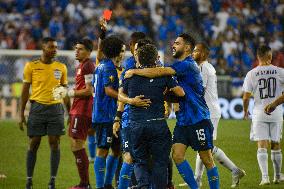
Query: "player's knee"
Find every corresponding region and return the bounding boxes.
[257,140,269,149]
[271,142,281,150]
[29,137,41,152]
[123,153,133,164]
[71,139,84,151]
[199,153,214,169]
[172,151,184,164]
[96,148,108,157]
[49,139,60,150]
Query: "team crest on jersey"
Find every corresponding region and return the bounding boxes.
[53,69,62,80]
[109,75,115,82]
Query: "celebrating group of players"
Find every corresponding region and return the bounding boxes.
[19,17,284,189]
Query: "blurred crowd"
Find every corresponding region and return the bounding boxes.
[0,0,284,97]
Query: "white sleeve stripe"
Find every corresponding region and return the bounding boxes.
[84,74,93,83]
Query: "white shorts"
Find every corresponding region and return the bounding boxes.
[211,118,220,140]
[250,121,283,142]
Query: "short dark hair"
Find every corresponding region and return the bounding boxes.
[130,32,146,44]
[137,44,158,67]
[178,33,196,48]
[101,36,124,58]
[257,45,271,58]
[198,42,210,55]
[42,37,56,44]
[136,38,154,49]
[77,38,93,52]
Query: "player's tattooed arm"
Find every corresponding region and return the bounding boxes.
[242,92,251,119]
[118,88,151,107]
[18,82,30,131]
[124,67,176,79]
[264,94,284,114]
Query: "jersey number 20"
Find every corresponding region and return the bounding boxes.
[258,77,276,99]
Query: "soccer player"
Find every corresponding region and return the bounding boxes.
[242,45,284,185]
[119,44,185,189]
[19,37,69,189]
[125,33,220,189]
[67,39,95,189]
[92,36,125,189]
[192,43,245,188]
[113,32,146,189]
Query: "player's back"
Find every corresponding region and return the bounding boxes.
[243,65,284,122]
[124,75,175,122]
[92,59,119,123]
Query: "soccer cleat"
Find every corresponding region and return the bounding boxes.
[231,168,246,188]
[104,184,114,189]
[259,177,270,186]
[26,180,33,189]
[273,173,284,184]
[48,181,55,189]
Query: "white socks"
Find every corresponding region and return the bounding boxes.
[257,148,269,179]
[195,153,205,179]
[271,149,282,179]
[195,146,238,179]
[213,146,238,172]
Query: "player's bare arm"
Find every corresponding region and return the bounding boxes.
[264,94,284,114]
[105,86,118,99]
[96,18,107,62]
[113,101,124,138]
[118,87,151,107]
[125,67,176,79]
[242,92,251,120]
[19,82,30,130]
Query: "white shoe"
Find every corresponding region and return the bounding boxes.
[195,177,202,188]
[231,168,246,188]
[88,157,95,163]
[259,177,270,186]
[178,183,188,187]
[273,173,284,184]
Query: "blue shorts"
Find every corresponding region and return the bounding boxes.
[173,119,214,151]
[121,127,131,153]
[93,122,120,150]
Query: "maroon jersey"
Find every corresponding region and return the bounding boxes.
[70,59,95,118]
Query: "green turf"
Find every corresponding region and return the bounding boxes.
[0,119,283,189]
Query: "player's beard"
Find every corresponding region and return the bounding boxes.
[173,50,183,59]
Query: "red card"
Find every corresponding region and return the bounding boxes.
[103,9,112,21]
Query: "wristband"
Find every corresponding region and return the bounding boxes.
[116,111,123,119]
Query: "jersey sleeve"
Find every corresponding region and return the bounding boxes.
[122,78,129,95]
[242,71,253,93]
[170,61,188,76]
[166,76,178,90]
[23,62,32,83]
[200,65,208,88]
[60,64,68,85]
[102,66,117,88]
[82,61,95,75]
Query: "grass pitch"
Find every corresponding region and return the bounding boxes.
[0,119,283,189]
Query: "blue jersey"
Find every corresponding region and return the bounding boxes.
[92,59,119,123]
[123,75,177,122]
[120,56,136,128]
[170,56,210,126]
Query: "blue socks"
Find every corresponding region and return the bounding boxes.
[176,160,198,189]
[207,166,220,189]
[118,162,134,189]
[88,136,96,159]
[94,156,106,188]
[105,155,119,185]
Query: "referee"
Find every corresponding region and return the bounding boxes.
[19,37,70,189]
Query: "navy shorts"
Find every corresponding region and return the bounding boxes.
[121,127,131,153]
[173,119,214,151]
[27,101,65,137]
[94,122,120,150]
[128,120,171,165]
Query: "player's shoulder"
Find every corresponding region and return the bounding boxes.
[201,62,216,74]
[27,59,40,65]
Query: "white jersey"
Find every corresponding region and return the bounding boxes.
[199,61,221,118]
[243,65,284,122]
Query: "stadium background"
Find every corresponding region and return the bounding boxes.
[0,0,284,188]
